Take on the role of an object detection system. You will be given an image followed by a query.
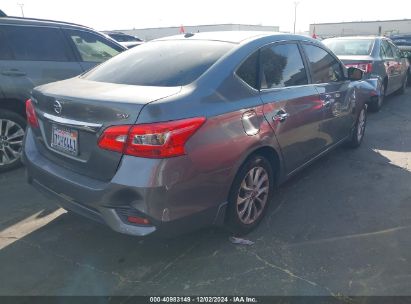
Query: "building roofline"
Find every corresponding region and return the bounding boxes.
[310,19,411,26]
[0,16,92,29]
[112,23,279,32]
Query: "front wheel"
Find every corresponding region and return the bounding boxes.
[346,105,367,149]
[369,83,385,112]
[226,155,274,236]
[398,74,408,95]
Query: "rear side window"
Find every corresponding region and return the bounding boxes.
[303,44,344,84]
[260,43,308,89]
[0,28,13,60]
[84,40,234,87]
[66,29,122,63]
[236,51,259,89]
[389,42,401,59]
[381,40,394,59]
[2,25,71,61]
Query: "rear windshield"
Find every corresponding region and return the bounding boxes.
[83,40,234,87]
[323,39,374,56]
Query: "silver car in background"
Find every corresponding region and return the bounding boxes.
[323,36,409,112]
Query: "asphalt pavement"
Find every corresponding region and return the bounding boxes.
[1,89,411,296]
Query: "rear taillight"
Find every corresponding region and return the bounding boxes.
[346,62,373,74]
[98,117,206,158]
[26,99,39,128]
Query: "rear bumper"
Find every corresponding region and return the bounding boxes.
[23,128,228,237]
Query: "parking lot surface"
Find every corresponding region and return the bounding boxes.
[1,90,411,296]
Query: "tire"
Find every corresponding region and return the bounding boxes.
[398,74,408,95]
[346,105,367,149]
[0,110,26,172]
[226,154,275,236]
[368,82,385,112]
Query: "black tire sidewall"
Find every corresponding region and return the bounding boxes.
[226,155,275,236]
[349,106,367,148]
[0,110,26,172]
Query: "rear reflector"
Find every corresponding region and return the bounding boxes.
[127,216,150,225]
[98,117,206,158]
[26,99,39,128]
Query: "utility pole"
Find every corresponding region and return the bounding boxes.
[293,1,300,34]
[17,3,24,17]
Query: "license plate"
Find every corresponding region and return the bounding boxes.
[51,125,78,156]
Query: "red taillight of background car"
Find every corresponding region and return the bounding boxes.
[98,117,206,158]
[25,99,39,128]
[346,62,373,74]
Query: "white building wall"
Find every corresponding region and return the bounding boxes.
[117,24,279,41]
[310,19,411,38]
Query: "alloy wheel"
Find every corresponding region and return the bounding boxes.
[378,85,385,108]
[0,119,25,167]
[236,166,270,225]
[357,109,366,142]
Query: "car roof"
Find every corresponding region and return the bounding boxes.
[0,16,92,30]
[155,31,314,44]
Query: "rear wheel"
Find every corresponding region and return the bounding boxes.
[369,82,385,112]
[398,74,408,95]
[0,110,26,172]
[226,155,274,235]
[346,105,367,149]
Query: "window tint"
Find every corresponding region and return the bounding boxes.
[0,28,13,60]
[3,25,70,61]
[236,51,259,89]
[84,40,233,87]
[303,44,344,84]
[260,43,308,89]
[381,40,394,59]
[66,29,122,63]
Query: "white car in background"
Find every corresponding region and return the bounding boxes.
[103,31,144,48]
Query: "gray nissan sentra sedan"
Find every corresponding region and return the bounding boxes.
[23,31,370,237]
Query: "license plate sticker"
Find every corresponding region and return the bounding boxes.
[51,125,78,156]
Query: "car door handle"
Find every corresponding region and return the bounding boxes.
[273,109,289,122]
[1,69,26,77]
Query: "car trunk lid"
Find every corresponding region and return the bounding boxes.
[31,78,181,181]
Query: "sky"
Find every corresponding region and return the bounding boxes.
[1,0,411,33]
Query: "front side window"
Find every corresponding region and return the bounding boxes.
[260,43,308,89]
[84,40,234,87]
[236,51,259,89]
[66,29,122,63]
[303,44,344,84]
[3,25,70,61]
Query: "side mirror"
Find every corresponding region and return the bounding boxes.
[347,67,364,81]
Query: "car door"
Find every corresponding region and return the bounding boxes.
[301,43,353,145]
[380,39,399,94]
[389,41,408,86]
[259,42,326,174]
[0,24,84,103]
[63,28,124,72]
